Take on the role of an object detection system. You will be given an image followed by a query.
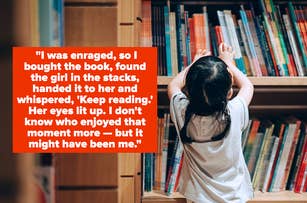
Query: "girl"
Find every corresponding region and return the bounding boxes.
[168,43,254,203]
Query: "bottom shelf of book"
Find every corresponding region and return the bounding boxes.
[142,191,307,203]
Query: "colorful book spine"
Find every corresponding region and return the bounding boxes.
[246,9,267,76]
[240,6,262,76]
[262,136,279,191]
[224,10,247,74]
[184,11,191,65]
[244,120,261,164]
[238,20,255,76]
[287,123,307,190]
[269,123,288,192]
[253,123,275,189]
[170,12,179,75]
[288,2,307,74]
[281,120,301,190]
[267,0,290,76]
[175,4,184,72]
[271,123,296,192]
[275,5,297,76]
[283,14,305,76]
[161,114,170,190]
[164,6,172,76]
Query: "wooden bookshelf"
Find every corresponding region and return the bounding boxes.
[141,0,307,202]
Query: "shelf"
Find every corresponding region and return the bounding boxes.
[250,191,307,202]
[143,191,307,202]
[158,76,307,86]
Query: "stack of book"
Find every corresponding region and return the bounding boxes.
[143,115,307,195]
[143,113,183,195]
[141,0,307,76]
[243,118,307,193]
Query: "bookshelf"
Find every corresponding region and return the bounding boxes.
[1,1,37,203]
[141,0,307,202]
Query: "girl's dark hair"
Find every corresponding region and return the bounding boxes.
[180,56,232,143]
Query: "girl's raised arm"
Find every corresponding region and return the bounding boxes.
[219,43,254,105]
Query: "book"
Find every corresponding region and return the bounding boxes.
[161,113,170,190]
[262,136,279,191]
[242,120,252,149]
[238,19,255,76]
[287,123,307,190]
[203,6,211,52]
[175,4,185,71]
[164,6,172,76]
[252,122,275,189]
[280,119,302,190]
[244,119,261,164]
[288,2,307,74]
[275,5,297,76]
[224,10,247,74]
[170,12,179,75]
[271,122,296,192]
[246,9,267,76]
[240,6,262,76]
[192,13,206,58]
[283,13,305,76]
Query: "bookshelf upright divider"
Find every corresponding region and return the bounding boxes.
[140,0,307,202]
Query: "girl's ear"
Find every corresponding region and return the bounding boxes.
[227,87,233,99]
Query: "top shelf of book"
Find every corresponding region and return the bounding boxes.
[166,0,307,5]
[158,76,307,86]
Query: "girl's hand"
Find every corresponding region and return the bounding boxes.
[193,49,211,62]
[218,43,235,63]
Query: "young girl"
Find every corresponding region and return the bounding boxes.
[168,43,254,203]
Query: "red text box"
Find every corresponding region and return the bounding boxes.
[13,47,157,153]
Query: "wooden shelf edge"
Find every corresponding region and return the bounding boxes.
[158,76,307,86]
[143,191,307,202]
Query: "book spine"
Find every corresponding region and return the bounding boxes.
[269,124,288,192]
[276,5,297,76]
[283,14,305,76]
[288,2,307,74]
[268,0,290,76]
[294,152,307,192]
[175,4,184,72]
[238,20,255,76]
[262,137,279,191]
[224,10,246,74]
[240,7,262,76]
[217,10,230,45]
[281,121,301,190]
[246,9,267,76]
[161,113,170,190]
[164,6,172,76]
[288,124,307,190]
[272,123,296,192]
[170,12,179,75]
[184,11,191,65]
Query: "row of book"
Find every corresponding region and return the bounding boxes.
[243,118,307,193]
[143,113,182,195]
[143,114,307,195]
[141,0,307,77]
